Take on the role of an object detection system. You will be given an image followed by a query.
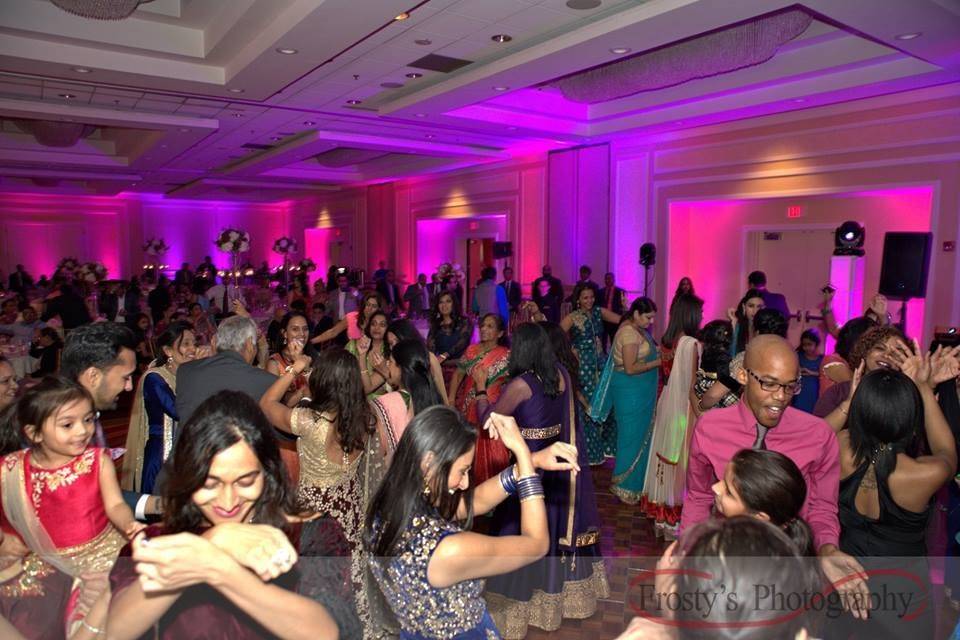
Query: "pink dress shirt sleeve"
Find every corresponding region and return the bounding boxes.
[679,416,716,534]
[802,427,841,550]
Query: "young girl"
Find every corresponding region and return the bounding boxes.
[0,376,143,638]
[793,328,824,413]
[711,448,815,556]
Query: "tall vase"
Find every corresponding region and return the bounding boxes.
[231,252,241,302]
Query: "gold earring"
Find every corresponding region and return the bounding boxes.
[422,477,431,496]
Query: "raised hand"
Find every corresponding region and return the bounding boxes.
[531,442,580,474]
[868,294,888,320]
[292,353,312,375]
[847,361,865,402]
[484,412,528,458]
[896,339,930,387]
[929,344,960,387]
[726,307,737,324]
[471,365,488,389]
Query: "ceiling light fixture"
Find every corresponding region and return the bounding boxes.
[609,47,631,54]
[271,136,282,141]
[71,67,92,73]
[50,0,153,20]
[895,32,921,40]
[493,86,510,91]
[415,113,427,118]
[59,93,76,99]
[491,34,512,43]
[276,47,299,55]
[346,99,362,105]
[414,38,432,46]
[228,88,244,93]
[232,113,243,118]
[303,121,316,126]
[566,0,602,9]
[425,134,435,139]
[394,12,410,21]
[405,72,423,79]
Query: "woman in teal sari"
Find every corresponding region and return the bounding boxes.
[594,297,660,504]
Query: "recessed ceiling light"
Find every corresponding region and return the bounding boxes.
[276,47,299,55]
[231,112,243,118]
[895,32,921,40]
[493,86,509,91]
[566,0,602,9]
[71,67,92,74]
[491,34,512,43]
[405,72,423,79]
[425,134,435,139]
[59,93,76,99]
[303,121,316,126]
[271,136,282,141]
[346,99,362,105]
[415,38,432,46]
[610,47,631,54]
[415,113,427,118]
[793,98,806,103]
[394,12,410,20]
[228,88,244,93]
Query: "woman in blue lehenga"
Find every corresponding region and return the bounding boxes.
[121,320,197,493]
[477,323,609,639]
[561,284,622,465]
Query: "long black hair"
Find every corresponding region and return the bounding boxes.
[391,339,443,414]
[386,318,427,347]
[154,320,195,366]
[662,293,703,349]
[305,349,375,455]
[163,391,298,532]
[847,368,922,479]
[538,321,579,392]
[674,517,821,640]
[366,405,477,558]
[508,323,560,397]
[270,311,313,356]
[429,290,463,332]
[729,449,815,556]
[835,316,877,363]
[734,289,764,353]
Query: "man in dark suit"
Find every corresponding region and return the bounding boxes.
[601,272,627,349]
[568,264,602,303]
[748,270,791,322]
[330,272,359,321]
[61,322,159,518]
[376,269,403,318]
[173,262,194,288]
[499,266,522,316]
[532,265,563,320]
[175,315,276,424]
[403,273,431,319]
[41,283,92,331]
[427,274,443,311]
[8,264,32,295]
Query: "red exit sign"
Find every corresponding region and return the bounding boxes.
[787,205,804,218]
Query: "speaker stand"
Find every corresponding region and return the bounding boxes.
[896,299,909,334]
[642,263,652,298]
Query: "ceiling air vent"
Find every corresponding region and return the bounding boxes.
[408,54,473,73]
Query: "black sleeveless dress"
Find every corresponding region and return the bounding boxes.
[824,459,933,640]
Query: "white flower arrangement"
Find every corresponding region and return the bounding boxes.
[436,262,465,282]
[272,236,297,255]
[298,258,317,272]
[216,228,250,253]
[142,238,170,256]
[77,261,108,283]
[56,257,80,273]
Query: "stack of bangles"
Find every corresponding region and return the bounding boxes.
[499,465,545,502]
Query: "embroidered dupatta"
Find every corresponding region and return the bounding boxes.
[121,363,177,492]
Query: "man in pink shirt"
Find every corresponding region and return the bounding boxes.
[681,335,871,619]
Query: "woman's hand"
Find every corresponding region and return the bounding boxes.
[471,365,488,390]
[822,287,836,307]
[292,353,312,375]
[288,336,305,358]
[868,294,888,320]
[132,533,234,592]
[726,307,737,323]
[125,520,147,540]
[929,344,960,387]
[896,339,930,387]
[531,442,580,474]
[847,361,865,401]
[356,335,371,355]
[370,350,384,368]
[196,344,213,359]
[231,300,251,318]
[484,413,529,459]
[204,523,298,582]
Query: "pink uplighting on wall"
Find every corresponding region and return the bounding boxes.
[667,186,934,341]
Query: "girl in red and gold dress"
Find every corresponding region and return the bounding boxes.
[0,377,143,639]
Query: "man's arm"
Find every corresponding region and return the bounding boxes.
[805,425,841,550]
[678,418,715,534]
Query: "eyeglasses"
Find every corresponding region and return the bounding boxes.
[745,369,802,395]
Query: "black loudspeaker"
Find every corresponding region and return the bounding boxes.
[492,241,512,259]
[639,243,656,267]
[878,232,933,299]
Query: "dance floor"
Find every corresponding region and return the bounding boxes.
[102,399,959,639]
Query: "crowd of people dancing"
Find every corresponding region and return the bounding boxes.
[0,257,958,640]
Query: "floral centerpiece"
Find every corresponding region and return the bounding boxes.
[272,236,297,255]
[216,228,250,254]
[298,258,316,273]
[215,228,250,298]
[142,237,170,256]
[55,257,80,277]
[76,261,108,283]
[436,262,465,282]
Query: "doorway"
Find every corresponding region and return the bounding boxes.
[745,227,835,346]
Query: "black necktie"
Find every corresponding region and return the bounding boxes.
[753,424,768,450]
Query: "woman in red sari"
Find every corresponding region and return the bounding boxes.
[447,313,511,484]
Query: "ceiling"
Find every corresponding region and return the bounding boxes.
[0,0,957,200]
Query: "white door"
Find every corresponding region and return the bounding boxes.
[747,228,836,346]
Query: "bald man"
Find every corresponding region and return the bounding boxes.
[682,336,870,615]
